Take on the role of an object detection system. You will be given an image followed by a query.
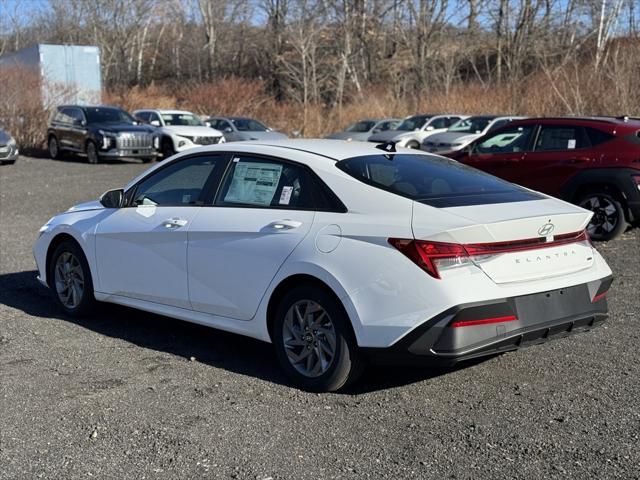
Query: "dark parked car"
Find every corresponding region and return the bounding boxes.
[47,106,159,164]
[450,117,640,240]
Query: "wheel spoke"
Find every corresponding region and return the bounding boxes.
[282,299,337,378]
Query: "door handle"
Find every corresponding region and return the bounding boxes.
[162,217,188,228]
[266,219,302,230]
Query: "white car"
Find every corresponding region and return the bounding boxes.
[422,115,525,155]
[34,140,613,391]
[367,114,467,148]
[133,109,225,158]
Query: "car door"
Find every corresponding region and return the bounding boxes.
[462,124,537,184]
[519,124,594,196]
[187,154,316,320]
[94,153,228,309]
[218,119,239,141]
[56,108,77,150]
[67,108,87,151]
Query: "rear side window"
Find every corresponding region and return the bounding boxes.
[336,154,542,208]
[215,156,344,211]
[535,126,590,151]
[586,127,615,146]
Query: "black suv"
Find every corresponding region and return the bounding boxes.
[47,105,159,164]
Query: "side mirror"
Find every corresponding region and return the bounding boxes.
[224,127,233,133]
[150,120,160,127]
[266,127,273,132]
[204,121,212,127]
[100,189,124,208]
[425,125,434,131]
[372,128,381,134]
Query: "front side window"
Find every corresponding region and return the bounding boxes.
[131,155,222,207]
[58,108,75,124]
[377,120,400,131]
[475,125,535,154]
[535,125,590,151]
[396,115,430,131]
[230,118,268,132]
[136,111,150,122]
[216,156,314,209]
[337,154,542,207]
[85,107,135,125]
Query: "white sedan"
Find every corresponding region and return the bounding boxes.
[34,140,613,391]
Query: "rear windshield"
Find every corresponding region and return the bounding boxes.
[336,154,543,207]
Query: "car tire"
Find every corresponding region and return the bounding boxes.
[577,190,628,241]
[0,160,16,165]
[86,141,99,164]
[48,240,96,317]
[273,285,364,392]
[48,135,61,159]
[161,138,175,158]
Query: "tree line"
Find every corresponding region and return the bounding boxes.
[1,0,637,110]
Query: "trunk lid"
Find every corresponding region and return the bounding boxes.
[412,198,595,283]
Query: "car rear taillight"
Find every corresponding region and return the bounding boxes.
[389,230,590,279]
[388,238,470,279]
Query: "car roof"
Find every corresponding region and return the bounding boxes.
[509,116,640,126]
[144,109,195,115]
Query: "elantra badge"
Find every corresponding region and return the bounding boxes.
[538,222,555,236]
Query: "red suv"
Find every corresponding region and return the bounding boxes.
[451,117,640,240]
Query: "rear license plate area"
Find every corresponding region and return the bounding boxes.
[514,285,591,326]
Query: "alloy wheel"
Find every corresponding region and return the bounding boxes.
[282,300,337,378]
[580,195,619,237]
[54,251,85,309]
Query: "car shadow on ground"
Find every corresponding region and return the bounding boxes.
[0,270,482,394]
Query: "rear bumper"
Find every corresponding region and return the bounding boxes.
[363,276,613,366]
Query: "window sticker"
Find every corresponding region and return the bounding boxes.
[567,139,576,149]
[279,186,293,205]
[224,161,283,206]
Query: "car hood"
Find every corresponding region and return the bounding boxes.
[368,130,413,142]
[0,129,12,145]
[163,125,223,137]
[67,200,104,212]
[425,132,481,145]
[236,131,289,140]
[325,131,371,141]
[92,123,155,134]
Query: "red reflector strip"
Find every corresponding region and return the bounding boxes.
[592,291,608,303]
[450,315,517,328]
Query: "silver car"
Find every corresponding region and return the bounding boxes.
[206,116,288,142]
[325,118,402,141]
[422,115,525,155]
[0,128,19,165]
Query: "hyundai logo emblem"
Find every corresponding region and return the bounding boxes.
[538,223,555,236]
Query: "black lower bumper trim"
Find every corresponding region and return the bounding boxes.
[362,276,612,367]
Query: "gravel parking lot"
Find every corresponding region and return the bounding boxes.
[1,155,639,479]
